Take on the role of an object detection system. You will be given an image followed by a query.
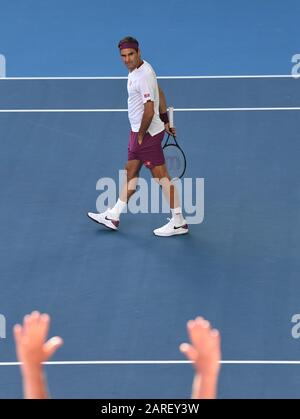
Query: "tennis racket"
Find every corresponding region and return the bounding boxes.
[163,107,186,179]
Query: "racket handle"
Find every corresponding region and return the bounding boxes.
[168,106,174,128]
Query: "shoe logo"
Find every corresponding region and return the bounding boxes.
[105,216,119,227]
[174,224,188,230]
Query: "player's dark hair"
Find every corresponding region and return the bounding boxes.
[118,36,139,49]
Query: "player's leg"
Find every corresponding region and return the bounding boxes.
[107,159,142,221]
[87,130,143,231]
[151,164,188,237]
[119,159,143,203]
[108,131,144,219]
[87,159,142,230]
[151,164,178,208]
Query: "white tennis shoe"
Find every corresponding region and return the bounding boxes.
[153,218,189,237]
[87,210,119,231]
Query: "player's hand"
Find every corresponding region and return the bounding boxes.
[137,134,144,145]
[165,123,176,137]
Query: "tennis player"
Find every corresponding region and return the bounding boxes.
[88,36,188,237]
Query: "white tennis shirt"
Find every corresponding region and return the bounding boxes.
[127,60,165,136]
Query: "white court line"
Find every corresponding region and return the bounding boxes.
[0,109,128,113]
[1,360,300,367]
[175,107,300,112]
[0,74,299,80]
[0,107,300,113]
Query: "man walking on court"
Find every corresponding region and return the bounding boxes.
[88,36,188,237]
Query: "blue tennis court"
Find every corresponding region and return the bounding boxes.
[0,75,300,398]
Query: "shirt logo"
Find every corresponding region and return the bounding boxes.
[144,93,150,98]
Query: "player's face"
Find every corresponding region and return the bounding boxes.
[120,48,141,72]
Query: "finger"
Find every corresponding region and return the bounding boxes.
[195,317,210,329]
[211,329,221,346]
[39,313,51,341]
[211,329,220,338]
[13,324,22,344]
[44,337,64,360]
[179,343,198,362]
[30,311,41,328]
[195,316,204,323]
[23,314,32,335]
[187,318,209,347]
[26,312,45,340]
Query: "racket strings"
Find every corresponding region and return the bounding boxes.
[163,144,186,179]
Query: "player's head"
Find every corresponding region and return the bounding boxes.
[118,36,141,71]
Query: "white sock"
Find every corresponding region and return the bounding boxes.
[171,207,184,226]
[109,199,127,220]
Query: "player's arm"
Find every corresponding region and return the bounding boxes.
[138,100,155,145]
[158,85,176,136]
[158,85,168,114]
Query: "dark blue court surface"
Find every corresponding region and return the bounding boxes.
[0,77,300,399]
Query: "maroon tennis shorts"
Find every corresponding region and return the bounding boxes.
[128,130,165,169]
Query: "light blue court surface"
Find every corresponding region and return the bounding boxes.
[0,0,300,77]
[0,76,300,398]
